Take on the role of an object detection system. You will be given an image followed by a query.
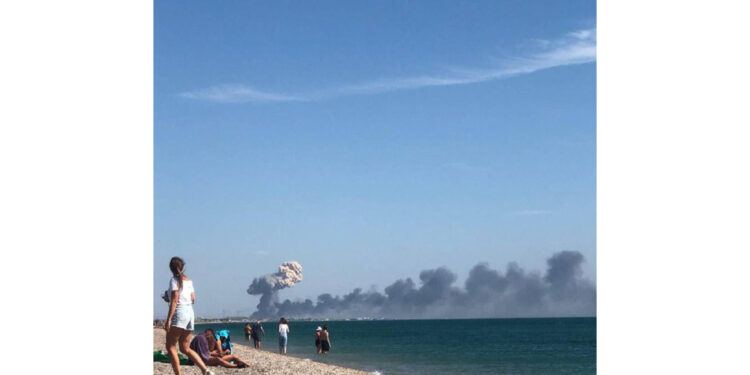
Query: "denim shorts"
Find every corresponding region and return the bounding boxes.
[279,335,287,348]
[171,304,195,331]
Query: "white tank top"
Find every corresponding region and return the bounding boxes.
[168,277,194,305]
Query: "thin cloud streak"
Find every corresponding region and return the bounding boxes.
[181,28,595,103]
[179,84,302,103]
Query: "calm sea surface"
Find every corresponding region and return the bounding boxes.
[196,317,595,375]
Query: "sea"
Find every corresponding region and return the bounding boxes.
[196,317,594,375]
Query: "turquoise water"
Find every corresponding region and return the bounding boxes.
[196,318,595,375]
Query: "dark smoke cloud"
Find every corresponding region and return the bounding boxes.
[247,261,303,318]
[250,251,595,319]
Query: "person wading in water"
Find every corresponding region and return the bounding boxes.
[320,325,332,354]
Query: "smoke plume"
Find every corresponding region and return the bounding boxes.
[247,261,303,317]
[249,251,595,319]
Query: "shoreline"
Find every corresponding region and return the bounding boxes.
[153,328,371,375]
[165,315,597,325]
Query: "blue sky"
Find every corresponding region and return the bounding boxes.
[154,0,596,318]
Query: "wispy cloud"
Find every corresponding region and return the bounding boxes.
[181,28,595,103]
[179,85,301,103]
[254,250,269,256]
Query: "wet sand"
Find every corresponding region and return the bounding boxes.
[153,329,372,375]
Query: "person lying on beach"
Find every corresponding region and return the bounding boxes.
[191,329,250,368]
[320,325,332,354]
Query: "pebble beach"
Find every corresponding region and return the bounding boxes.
[153,329,372,375]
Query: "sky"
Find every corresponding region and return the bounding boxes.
[154,0,596,319]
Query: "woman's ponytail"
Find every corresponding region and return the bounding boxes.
[169,256,186,290]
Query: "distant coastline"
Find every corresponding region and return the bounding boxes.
[154,315,596,327]
[196,316,388,323]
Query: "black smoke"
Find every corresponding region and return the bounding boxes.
[250,251,595,319]
[247,277,277,318]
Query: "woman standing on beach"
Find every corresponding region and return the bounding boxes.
[278,317,290,354]
[320,325,331,354]
[164,257,214,375]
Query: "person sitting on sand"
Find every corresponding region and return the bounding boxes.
[202,328,228,357]
[164,257,214,375]
[278,317,290,354]
[191,329,250,368]
[315,326,322,354]
[320,325,331,354]
[217,336,232,356]
[251,320,265,349]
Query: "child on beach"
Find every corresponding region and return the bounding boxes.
[164,256,214,375]
[278,317,290,354]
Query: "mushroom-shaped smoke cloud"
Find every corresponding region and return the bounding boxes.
[247,261,303,318]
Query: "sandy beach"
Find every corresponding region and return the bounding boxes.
[153,329,372,375]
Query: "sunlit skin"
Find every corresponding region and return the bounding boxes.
[164,257,211,375]
[165,279,209,375]
[203,330,250,368]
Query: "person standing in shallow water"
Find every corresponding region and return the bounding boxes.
[278,318,290,354]
[164,256,214,375]
[251,320,265,349]
[315,327,322,354]
[320,325,331,354]
[244,323,252,343]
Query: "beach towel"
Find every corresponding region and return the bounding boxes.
[153,351,190,365]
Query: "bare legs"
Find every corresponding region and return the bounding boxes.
[207,355,250,368]
[178,329,210,373]
[165,326,210,375]
[166,328,183,375]
[227,355,250,368]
